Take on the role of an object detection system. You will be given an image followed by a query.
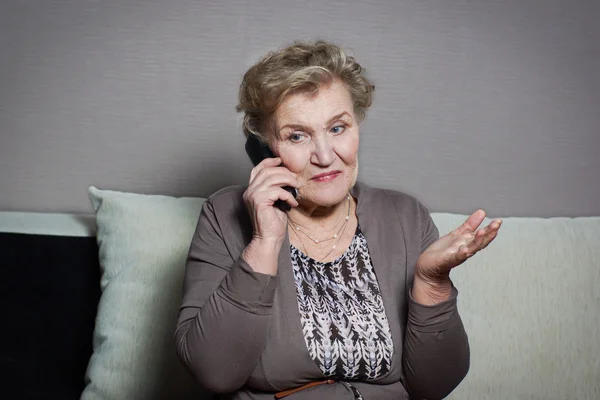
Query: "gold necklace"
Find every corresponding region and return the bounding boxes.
[288,194,351,244]
[291,219,349,263]
[288,194,352,263]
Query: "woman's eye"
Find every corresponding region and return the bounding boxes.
[331,124,346,134]
[289,133,304,142]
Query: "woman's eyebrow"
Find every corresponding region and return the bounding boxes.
[278,111,351,133]
[326,111,351,125]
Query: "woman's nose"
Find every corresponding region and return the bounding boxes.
[310,138,335,166]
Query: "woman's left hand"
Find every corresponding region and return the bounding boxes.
[414,210,502,295]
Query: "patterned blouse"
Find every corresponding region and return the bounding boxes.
[290,225,394,382]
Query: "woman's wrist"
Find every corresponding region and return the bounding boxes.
[411,274,452,306]
[242,237,283,276]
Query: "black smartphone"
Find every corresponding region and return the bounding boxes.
[245,135,297,212]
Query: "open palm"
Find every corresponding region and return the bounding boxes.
[416,210,503,282]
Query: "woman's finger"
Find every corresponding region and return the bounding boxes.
[453,209,486,236]
[471,230,492,252]
[250,165,293,189]
[250,168,298,192]
[252,185,300,209]
[259,174,301,192]
[481,230,499,249]
[280,187,300,208]
[479,220,502,248]
[470,224,493,248]
[453,232,476,260]
[464,219,502,253]
[249,157,281,184]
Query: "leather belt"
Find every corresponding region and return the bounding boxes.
[274,379,335,399]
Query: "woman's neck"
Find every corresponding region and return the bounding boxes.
[287,195,354,233]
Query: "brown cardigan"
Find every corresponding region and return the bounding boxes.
[175,181,469,399]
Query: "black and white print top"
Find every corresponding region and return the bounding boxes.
[290,226,394,381]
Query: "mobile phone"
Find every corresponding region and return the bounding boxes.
[245,135,298,212]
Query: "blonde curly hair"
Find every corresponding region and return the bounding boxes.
[236,40,375,143]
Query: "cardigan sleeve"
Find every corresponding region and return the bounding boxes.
[401,202,471,400]
[174,198,277,394]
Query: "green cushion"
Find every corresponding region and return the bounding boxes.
[83,187,209,400]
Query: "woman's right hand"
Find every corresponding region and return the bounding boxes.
[243,157,300,245]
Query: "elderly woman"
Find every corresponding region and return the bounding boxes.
[175,40,502,399]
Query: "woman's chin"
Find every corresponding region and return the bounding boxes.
[304,183,350,206]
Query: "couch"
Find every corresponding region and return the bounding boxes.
[1,186,598,400]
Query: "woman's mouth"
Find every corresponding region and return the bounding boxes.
[311,171,341,182]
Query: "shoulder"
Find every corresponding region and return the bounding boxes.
[193,185,251,257]
[201,184,249,231]
[207,184,246,201]
[203,185,247,214]
[356,181,432,218]
[355,182,436,243]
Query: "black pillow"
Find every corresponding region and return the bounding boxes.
[0,232,101,400]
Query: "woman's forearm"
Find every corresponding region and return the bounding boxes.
[402,285,470,399]
[175,255,279,393]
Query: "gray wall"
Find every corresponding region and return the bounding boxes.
[1,0,598,217]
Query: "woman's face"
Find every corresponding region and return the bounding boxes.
[271,78,359,208]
